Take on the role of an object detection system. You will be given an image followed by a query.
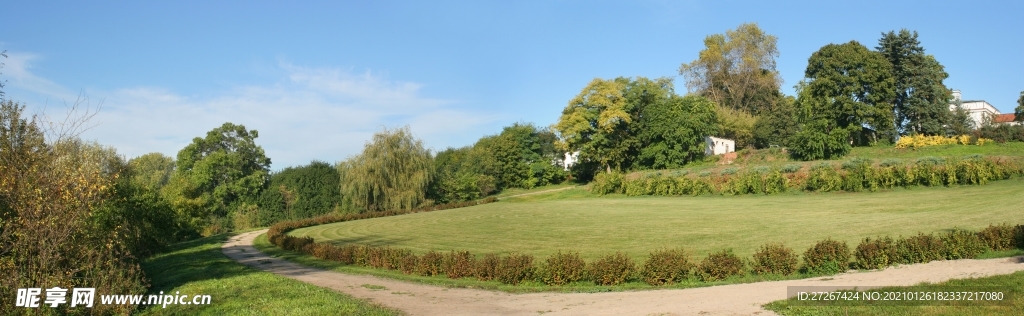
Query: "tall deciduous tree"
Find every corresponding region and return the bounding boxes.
[164,122,270,232]
[635,91,719,169]
[555,78,634,173]
[1016,91,1024,122]
[877,29,952,135]
[339,126,433,212]
[257,161,341,225]
[679,23,782,115]
[802,41,897,144]
[128,152,175,191]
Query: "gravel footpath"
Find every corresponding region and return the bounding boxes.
[224,229,1024,316]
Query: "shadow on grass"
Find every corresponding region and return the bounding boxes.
[141,233,252,292]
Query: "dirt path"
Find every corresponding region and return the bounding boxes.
[224,230,1024,315]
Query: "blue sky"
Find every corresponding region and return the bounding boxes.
[3,1,1022,170]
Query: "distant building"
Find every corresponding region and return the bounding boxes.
[705,136,735,156]
[993,113,1021,126]
[949,90,1001,128]
[562,151,580,171]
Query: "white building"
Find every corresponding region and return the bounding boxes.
[949,90,1001,128]
[561,151,580,171]
[704,136,735,156]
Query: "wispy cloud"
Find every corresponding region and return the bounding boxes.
[5,55,500,169]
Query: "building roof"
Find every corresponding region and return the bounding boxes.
[994,113,1017,124]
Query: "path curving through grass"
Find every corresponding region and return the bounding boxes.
[226,230,1024,315]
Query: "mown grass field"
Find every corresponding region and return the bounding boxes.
[764,270,1024,315]
[288,178,1024,262]
[138,233,401,315]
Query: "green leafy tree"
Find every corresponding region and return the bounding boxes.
[256,161,342,225]
[164,122,270,232]
[948,98,975,136]
[339,126,433,212]
[679,23,782,115]
[555,78,635,173]
[802,41,897,145]
[877,29,952,135]
[1016,91,1024,122]
[632,77,718,169]
[753,96,799,148]
[713,105,757,149]
[128,152,175,191]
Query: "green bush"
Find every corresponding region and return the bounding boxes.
[781,164,802,173]
[496,253,535,285]
[751,243,798,276]
[978,224,1016,251]
[539,251,587,286]
[588,252,635,286]
[941,229,986,260]
[894,233,944,264]
[590,172,623,195]
[802,239,850,275]
[641,248,694,286]
[805,164,842,192]
[417,251,444,276]
[697,250,745,281]
[444,251,477,279]
[399,253,418,274]
[854,236,897,269]
[474,253,500,281]
[1016,225,1024,250]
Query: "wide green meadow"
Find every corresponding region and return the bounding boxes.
[289,178,1024,262]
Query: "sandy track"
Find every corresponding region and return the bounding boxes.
[223,230,1024,315]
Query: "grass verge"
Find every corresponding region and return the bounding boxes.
[138,233,402,315]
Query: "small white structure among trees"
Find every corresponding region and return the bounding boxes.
[705,136,735,156]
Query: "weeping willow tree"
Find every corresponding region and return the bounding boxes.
[339,126,434,212]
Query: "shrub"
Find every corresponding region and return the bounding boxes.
[806,165,842,192]
[720,168,738,176]
[1016,225,1024,250]
[417,251,444,276]
[640,248,694,286]
[978,224,1016,251]
[894,233,944,264]
[854,236,897,270]
[698,250,745,281]
[539,251,587,286]
[443,251,477,279]
[751,243,798,276]
[474,253,500,281]
[399,253,418,274]
[588,252,635,286]
[496,253,535,285]
[941,229,986,260]
[803,239,850,275]
[781,164,802,173]
[590,172,623,195]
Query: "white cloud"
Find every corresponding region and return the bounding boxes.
[5,56,501,169]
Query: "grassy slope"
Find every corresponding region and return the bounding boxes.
[289,178,1024,262]
[137,234,401,316]
[655,142,1024,177]
[764,271,1024,315]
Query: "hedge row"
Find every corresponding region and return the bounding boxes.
[593,155,1024,196]
[269,217,1024,286]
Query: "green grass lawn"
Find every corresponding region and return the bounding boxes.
[644,142,1024,178]
[764,271,1024,315]
[289,178,1024,262]
[137,234,401,315]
